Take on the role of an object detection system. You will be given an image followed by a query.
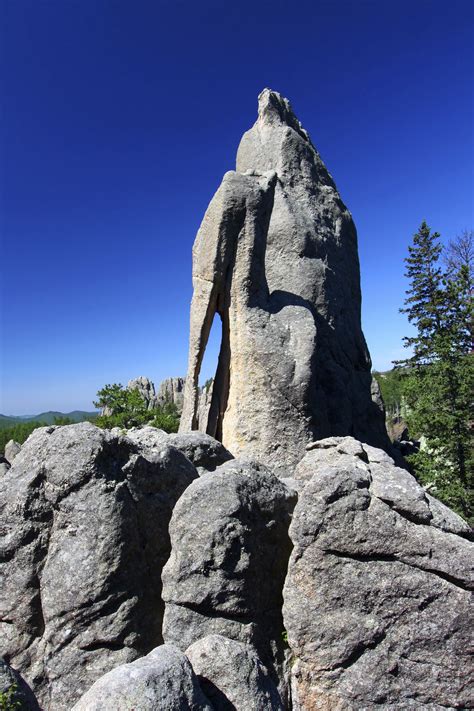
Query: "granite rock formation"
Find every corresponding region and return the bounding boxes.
[161,458,296,699]
[0,422,198,709]
[72,645,212,711]
[283,437,473,709]
[186,635,284,710]
[180,88,388,473]
[124,426,233,475]
[157,376,186,412]
[127,376,159,410]
[4,440,22,463]
[125,376,186,413]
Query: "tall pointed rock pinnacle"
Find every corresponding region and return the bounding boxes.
[180,89,388,472]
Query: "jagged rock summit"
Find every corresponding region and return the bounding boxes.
[180,88,388,472]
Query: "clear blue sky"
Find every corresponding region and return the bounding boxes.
[1,0,473,415]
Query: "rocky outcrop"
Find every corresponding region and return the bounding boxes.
[196,378,214,430]
[0,422,198,710]
[162,458,296,697]
[4,439,21,463]
[72,645,212,711]
[186,635,284,710]
[126,376,186,413]
[124,426,233,475]
[157,376,186,412]
[283,437,473,709]
[0,456,10,475]
[180,88,388,473]
[127,376,159,410]
[0,658,40,711]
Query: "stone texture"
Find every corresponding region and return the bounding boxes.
[0,422,198,710]
[126,376,186,413]
[283,438,473,710]
[72,644,212,711]
[0,658,40,711]
[186,634,284,710]
[180,88,389,473]
[157,376,186,412]
[4,440,22,463]
[125,426,233,475]
[162,458,296,696]
[0,458,10,476]
[127,375,159,410]
[197,378,214,431]
[167,432,233,474]
[370,375,386,419]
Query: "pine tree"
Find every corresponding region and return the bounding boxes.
[397,222,473,522]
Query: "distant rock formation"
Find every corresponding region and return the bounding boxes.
[127,376,159,410]
[4,439,22,463]
[180,89,389,473]
[127,376,186,413]
[196,378,213,430]
[156,376,185,411]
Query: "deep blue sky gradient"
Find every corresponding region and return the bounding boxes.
[1,0,473,414]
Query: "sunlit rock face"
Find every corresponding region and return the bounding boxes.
[180,89,388,474]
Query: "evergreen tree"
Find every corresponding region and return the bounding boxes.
[396,222,473,522]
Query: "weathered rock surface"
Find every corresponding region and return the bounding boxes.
[197,378,214,430]
[0,422,198,710]
[157,376,186,412]
[72,644,212,711]
[283,437,473,710]
[126,375,186,412]
[4,439,22,463]
[125,426,233,475]
[180,88,389,473]
[167,432,233,474]
[0,658,40,711]
[186,634,284,710]
[0,457,10,475]
[162,458,296,694]
[127,375,159,410]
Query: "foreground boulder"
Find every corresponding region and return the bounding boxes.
[162,458,296,696]
[167,432,234,474]
[186,634,284,710]
[72,644,212,710]
[125,426,234,475]
[0,422,198,710]
[283,437,473,710]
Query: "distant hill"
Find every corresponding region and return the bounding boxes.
[0,411,98,430]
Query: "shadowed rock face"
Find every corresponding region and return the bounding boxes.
[180,88,388,473]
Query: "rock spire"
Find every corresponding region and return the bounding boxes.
[180,88,388,472]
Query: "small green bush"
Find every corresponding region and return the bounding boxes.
[0,682,22,711]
